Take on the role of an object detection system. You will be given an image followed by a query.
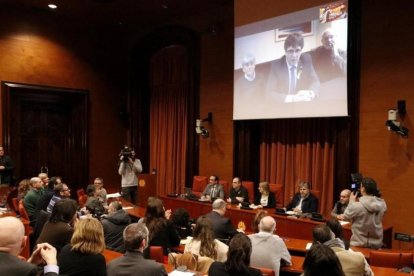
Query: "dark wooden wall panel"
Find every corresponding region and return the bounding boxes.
[0,8,126,191]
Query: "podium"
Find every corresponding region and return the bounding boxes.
[137,174,157,207]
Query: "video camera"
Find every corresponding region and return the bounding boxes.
[119,146,134,162]
[350,173,362,195]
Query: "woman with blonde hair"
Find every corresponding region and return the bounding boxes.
[254,182,276,208]
[58,217,106,276]
[185,216,228,262]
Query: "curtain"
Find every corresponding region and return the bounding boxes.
[149,45,189,195]
[260,118,335,216]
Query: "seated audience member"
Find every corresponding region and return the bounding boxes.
[0,216,59,276]
[249,216,291,276]
[93,177,107,206]
[84,184,105,218]
[23,177,45,225]
[171,207,193,239]
[58,217,106,276]
[35,177,62,216]
[17,179,31,201]
[331,189,351,220]
[302,244,345,276]
[139,197,180,255]
[201,175,225,201]
[208,233,261,276]
[343,177,386,249]
[227,177,249,204]
[185,216,228,262]
[205,199,238,241]
[286,181,318,214]
[37,198,78,253]
[38,173,49,188]
[326,218,350,250]
[46,183,71,213]
[312,225,373,276]
[251,210,268,233]
[107,222,167,276]
[253,181,276,208]
[101,201,131,252]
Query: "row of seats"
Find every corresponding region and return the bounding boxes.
[192,176,284,207]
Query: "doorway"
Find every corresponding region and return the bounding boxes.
[1,82,89,189]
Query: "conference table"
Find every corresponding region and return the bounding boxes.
[157,196,393,248]
[113,197,406,275]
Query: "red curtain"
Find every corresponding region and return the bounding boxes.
[149,45,189,195]
[260,118,335,216]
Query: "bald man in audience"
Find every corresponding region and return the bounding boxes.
[205,199,238,240]
[0,217,59,276]
[249,216,291,276]
[331,189,351,220]
[24,177,45,225]
[312,224,373,276]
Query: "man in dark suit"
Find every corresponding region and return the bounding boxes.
[266,32,320,102]
[107,222,167,276]
[0,146,14,186]
[0,217,58,276]
[205,199,238,240]
[286,181,318,214]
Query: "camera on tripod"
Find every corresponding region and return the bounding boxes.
[119,146,134,162]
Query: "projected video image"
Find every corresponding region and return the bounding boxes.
[234,1,348,120]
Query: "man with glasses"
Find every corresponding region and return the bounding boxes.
[266,32,320,102]
[94,177,107,205]
[46,183,71,213]
[201,175,224,201]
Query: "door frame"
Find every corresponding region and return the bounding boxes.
[1,81,89,187]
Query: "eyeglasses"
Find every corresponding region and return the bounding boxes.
[63,189,70,192]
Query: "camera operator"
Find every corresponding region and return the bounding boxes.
[118,146,142,205]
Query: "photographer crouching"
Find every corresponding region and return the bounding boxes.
[118,146,142,205]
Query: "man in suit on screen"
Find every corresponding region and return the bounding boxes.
[266,32,320,103]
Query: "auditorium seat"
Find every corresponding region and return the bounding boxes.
[78,193,88,208]
[76,188,85,199]
[310,189,321,211]
[369,251,413,269]
[219,180,229,198]
[11,197,19,213]
[149,246,164,263]
[18,199,33,234]
[269,183,284,207]
[192,176,208,197]
[242,181,255,203]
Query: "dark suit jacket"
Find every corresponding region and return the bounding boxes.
[205,211,238,240]
[208,261,262,276]
[0,252,57,276]
[286,193,319,213]
[254,191,276,208]
[107,251,167,276]
[229,186,249,203]
[266,53,320,101]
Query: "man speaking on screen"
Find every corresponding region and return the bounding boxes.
[266,32,320,103]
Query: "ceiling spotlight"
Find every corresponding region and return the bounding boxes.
[48,4,58,9]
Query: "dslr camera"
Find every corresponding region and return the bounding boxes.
[119,146,134,162]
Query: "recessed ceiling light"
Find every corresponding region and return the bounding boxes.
[48,4,58,9]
